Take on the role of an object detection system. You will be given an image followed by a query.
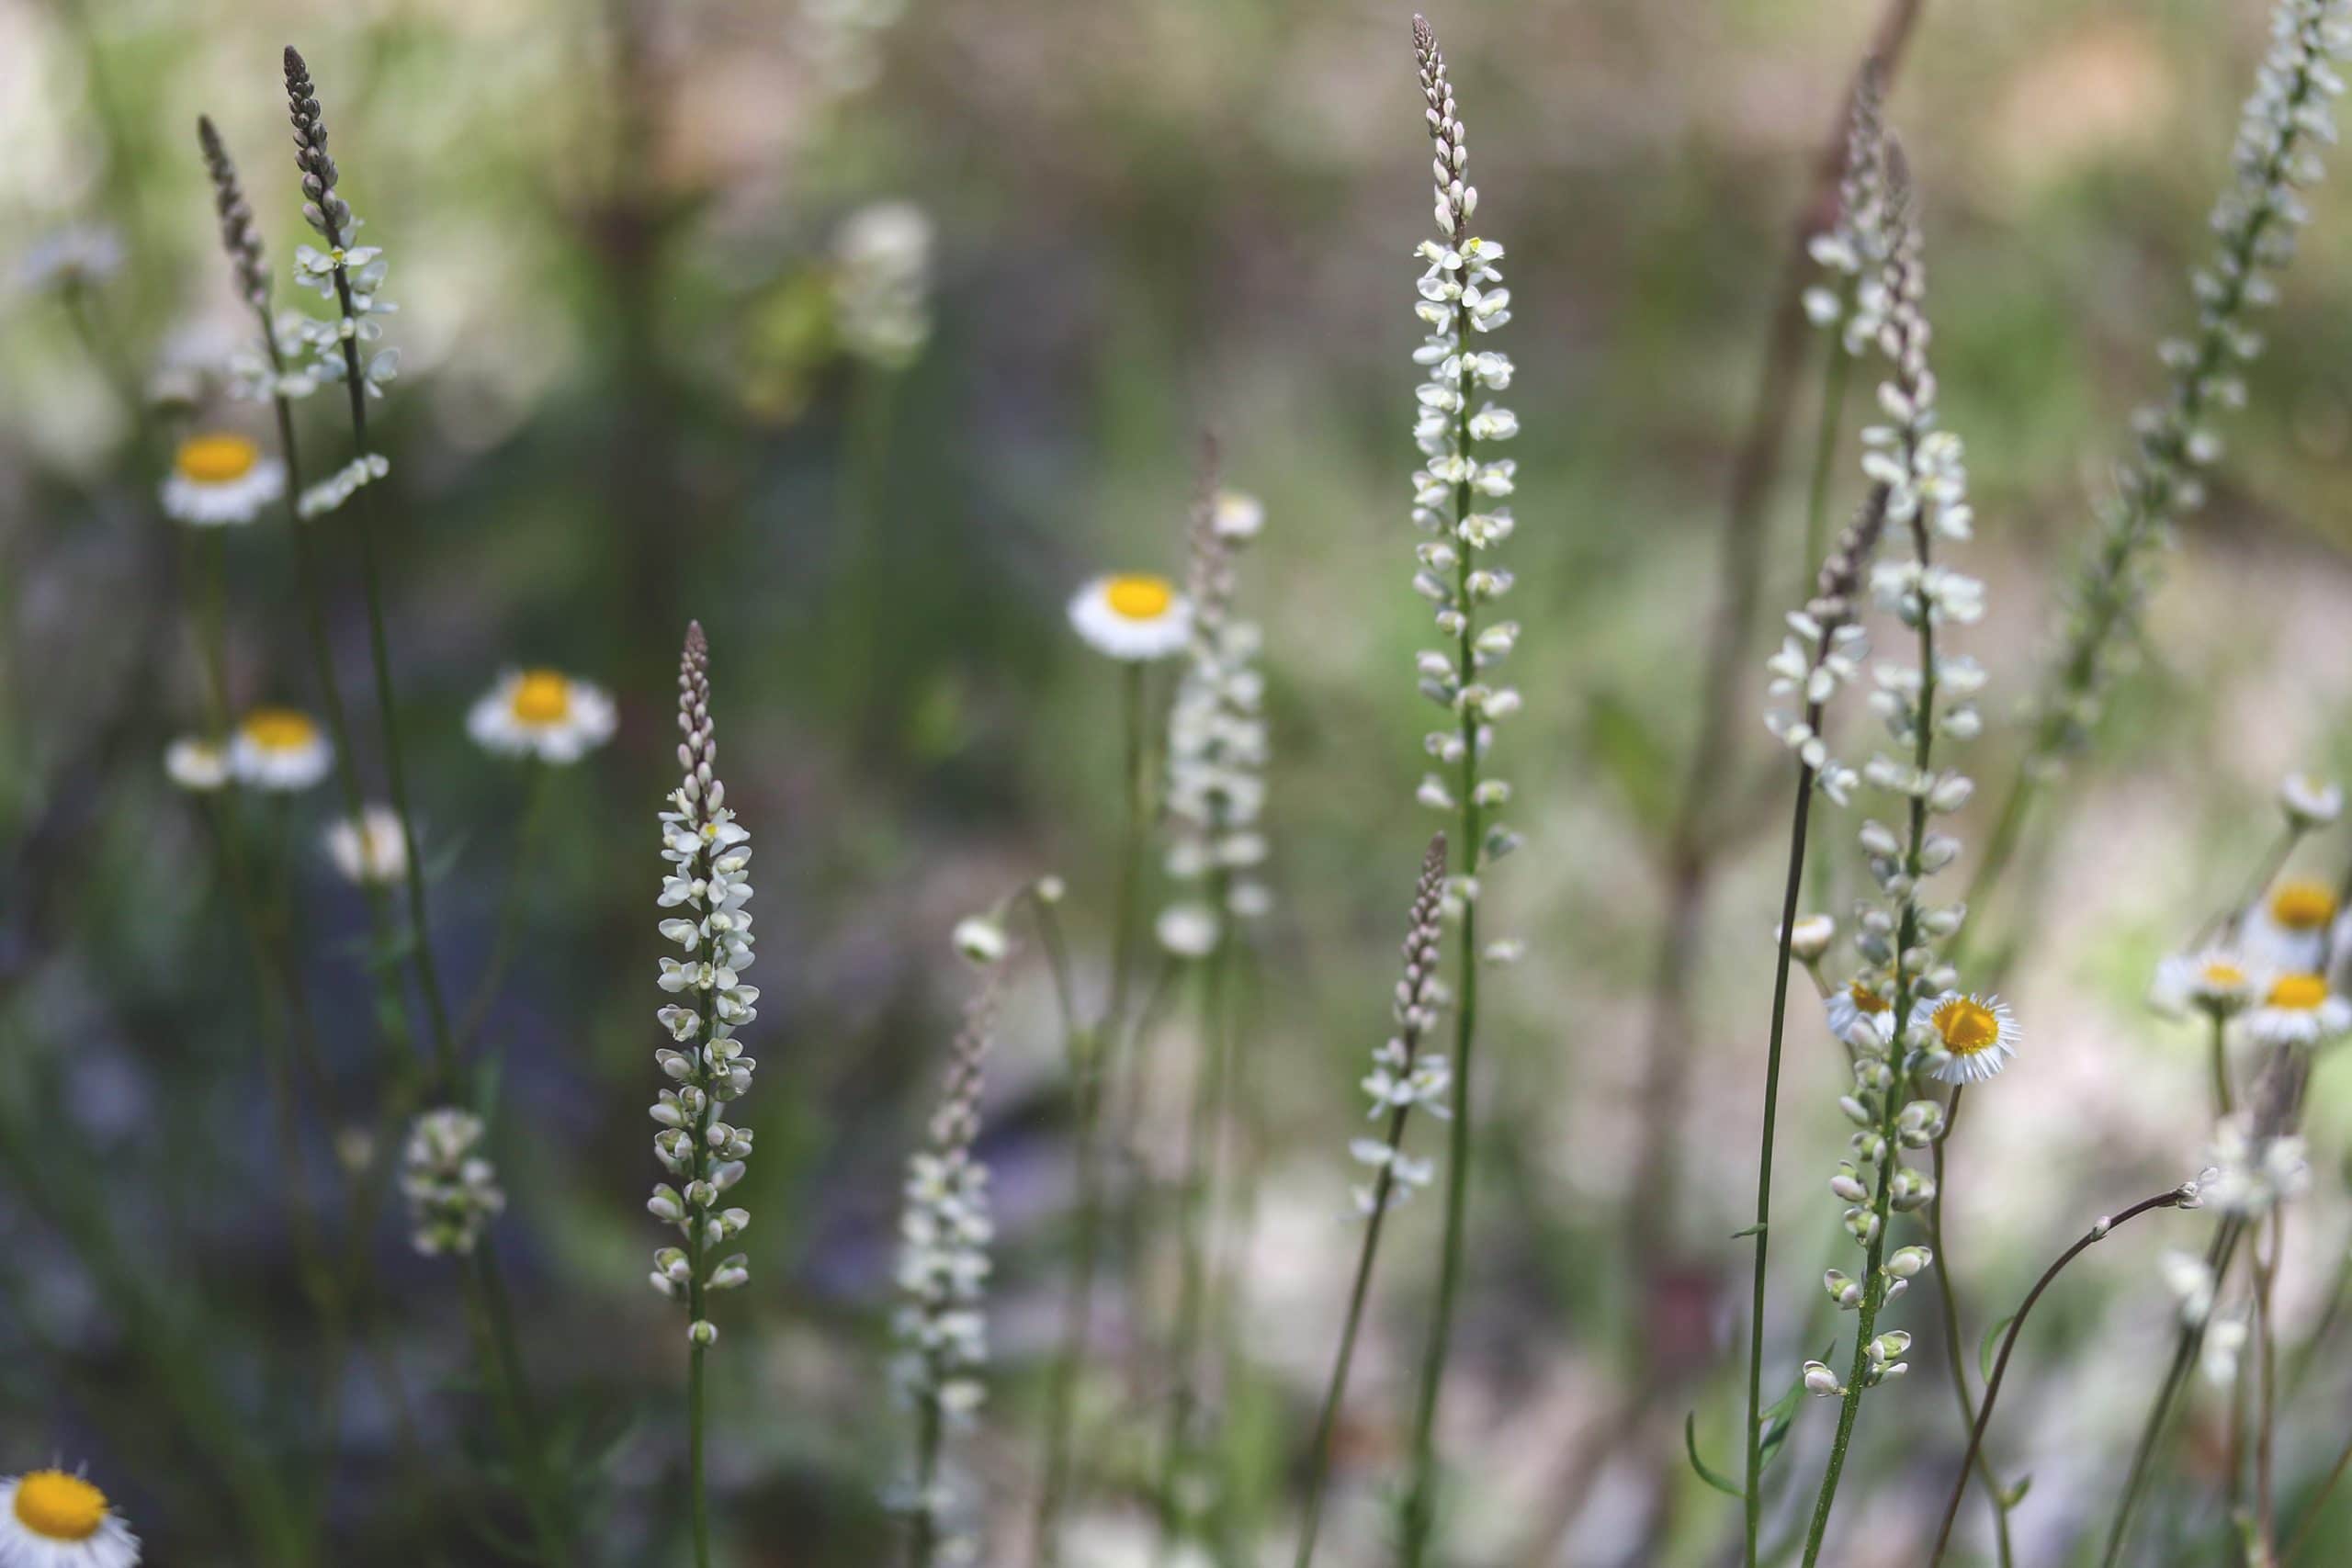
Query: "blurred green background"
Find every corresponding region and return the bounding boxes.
[6,0,2352,1562]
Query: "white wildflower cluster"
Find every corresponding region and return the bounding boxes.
[1352,838,1453,1215]
[277,49,400,440]
[14,223,124,297]
[1159,483,1272,955]
[646,624,760,1348]
[833,200,934,370]
[1802,143,2021,1409]
[167,706,334,795]
[1408,17,1522,907]
[2201,1114,2312,1214]
[297,453,390,519]
[1802,67,1892,353]
[401,1107,506,1257]
[888,964,1001,1551]
[2034,0,2351,764]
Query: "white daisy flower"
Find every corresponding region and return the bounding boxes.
[323,804,409,886]
[1155,902,1222,959]
[2241,878,2340,975]
[1067,574,1192,661]
[0,1468,141,1568]
[15,225,124,294]
[2281,772,2344,830]
[1211,490,1265,542]
[228,707,333,792]
[1912,991,2019,1084]
[2150,950,2263,1021]
[163,736,232,792]
[159,432,286,526]
[466,668,617,763]
[1824,978,1895,1049]
[2243,972,2352,1049]
[1782,913,1837,964]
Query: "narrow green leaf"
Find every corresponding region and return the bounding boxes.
[2001,1472,2032,1508]
[1978,1313,2018,1383]
[1730,1222,1767,1239]
[1684,1413,1746,1499]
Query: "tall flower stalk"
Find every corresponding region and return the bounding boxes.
[1152,467,1271,1558]
[893,956,1001,1568]
[1793,144,2006,1568]
[1294,836,1450,1568]
[648,622,762,1568]
[1400,18,1522,1557]
[280,45,457,1087]
[1968,0,2351,926]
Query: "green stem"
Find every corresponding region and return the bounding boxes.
[1400,267,1485,1568]
[1923,1089,2015,1568]
[2100,1217,2245,1567]
[458,760,551,1053]
[1926,1189,2186,1565]
[1745,751,1819,1567]
[1295,1099,1417,1568]
[1154,920,1231,1562]
[465,1247,573,1564]
[909,1361,946,1568]
[1035,669,1154,1566]
[319,220,458,1092]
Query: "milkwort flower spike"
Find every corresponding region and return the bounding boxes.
[198,116,271,312]
[1403,17,1521,1558]
[2028,0,2351,769]
[1802,59,1891,353]
[891,964,1002,1564]
[649,620,761,1345]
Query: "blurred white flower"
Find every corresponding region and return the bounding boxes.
[15,224,125,295]
[160,432,285,526]
[832,200,933,369]
[164,737,232,793]
[229,707,332,792]
[2150,950,2263,1021]
[323,805,410,886]
[467,669,617,763]
[2242,972,2352,1048]
[2281,772,2344,829]
[0,1467,140,1567]
[1068,574,1191,661]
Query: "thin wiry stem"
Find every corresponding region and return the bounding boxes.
[1926,1189,2189,1565]
[1034,661,1153,1567]
[282,46,458,1090]
[1922,1089,2016,1568]
[1296,837,1449,1568]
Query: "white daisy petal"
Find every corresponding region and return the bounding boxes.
[1067,574,1192,661]
[467,668,618,764]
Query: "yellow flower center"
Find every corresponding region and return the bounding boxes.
[2270,880,2339,931]
[14,1471,107,1540]
[2200,961,2248,989]
[509,670,572,725]
[1848,981,1890,1015]
[2267,973,2330,1011]
[1931,997,2002,1055]
[1105,574,1175,621]
[239,706,319,753]
[175,432,261,484]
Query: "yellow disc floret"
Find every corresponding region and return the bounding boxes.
[2201,960,2248,989]
[175,433,261,484]
[509,670,573,725]
[240,706,320,752]
[1930,996,2002,1055]
[1848,980,1890,1014]
[14,1470,107,1540]
[2268,973,2330,1010]
[1105,574,1176,621]
[2270,880,2339,931]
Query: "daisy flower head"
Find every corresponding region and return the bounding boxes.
[1067,573,1191,661]
[2280,772,2344,831]
[1155,901,1222,960]
[467,668,617,764]
[2243,972,2352,1049]
[0,1467,141,1568]
[1825,977,1894,1050]
[229,706,332,792]
[163,736,231,793]
[2151,950,2263,1021]
[15,225,124,296]
[160,432,286,526]
[323,804,409,886]
[1912,991,2019,1084]
[2243,878,2341,974]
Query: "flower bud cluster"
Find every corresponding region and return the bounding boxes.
[647,624,760,1347]
[1803,66,1891,353]
[1352,838,1453,1215]
[401,1107,505,1258]
[2032,0,2350,766]
[278,47,401,415]
[833,200,934,370]
[1409,17,1522,908]
[1161,479,1272,950]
